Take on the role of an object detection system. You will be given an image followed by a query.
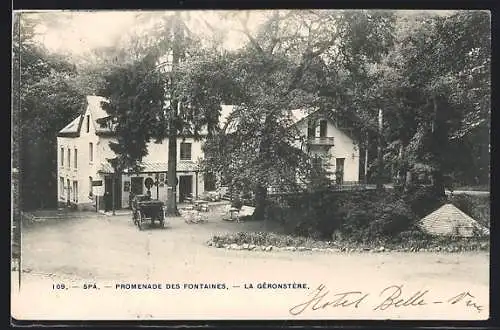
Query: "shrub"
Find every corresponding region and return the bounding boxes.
[261,188,490,243]
[403,185,446,217]
[209,229,489,252]
[264,189,418,242]
[448,194,490,228]
[368,199,417,238]
[231,196,243,210]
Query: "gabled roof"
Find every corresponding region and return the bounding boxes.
[290,108,320,125]
[57,95,111,138]
[417,203,490,237]
[87,95,113,135]
[58,116,83,137]
[219,106,321,134]
[87,95,109,120]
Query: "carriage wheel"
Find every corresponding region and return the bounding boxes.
[160,209,165,227]
[137,212,143,230]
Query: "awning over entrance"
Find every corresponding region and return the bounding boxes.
[98,161,200,174]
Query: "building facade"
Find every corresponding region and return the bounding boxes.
[290,109,360,184]
[57,98,360,210]
[57,96,206,211]
[219,106,361,189]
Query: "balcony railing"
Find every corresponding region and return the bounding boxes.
[307,137,335,146]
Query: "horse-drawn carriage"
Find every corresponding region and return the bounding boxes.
[131,194,165,230]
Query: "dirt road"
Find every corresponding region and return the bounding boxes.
[12,211,490,321]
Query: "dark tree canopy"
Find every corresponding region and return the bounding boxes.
[14,13,87,210]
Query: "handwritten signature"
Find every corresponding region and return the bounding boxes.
[289,284,484,316]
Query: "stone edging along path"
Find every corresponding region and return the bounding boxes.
[206,241,489,253]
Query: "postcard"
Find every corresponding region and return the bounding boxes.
[11,8,491,321]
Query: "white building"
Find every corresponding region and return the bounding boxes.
[219,106,361,188]
[57,97,360,210]
[289,108,360,184]
[57,96,207,211]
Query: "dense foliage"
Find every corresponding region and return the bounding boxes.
[15,10,490,216]
[13,14,86,210]
[264,187,488,242]
[210,231,489,252]
[98,54,166,172]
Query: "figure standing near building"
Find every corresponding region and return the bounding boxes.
[104,191,111,212]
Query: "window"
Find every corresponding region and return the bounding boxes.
[60,147,64,166]
[89,142,94,162]
[89,176,93,196]
[319,120,327,138]
[67,179,71,200]
[180,142,192,160]
[335,158,345,173]
[86,115,90,133]
[307,120,316,138]
[73,181,78,202]
[74,148,78,168]
[60,177,65,199]
[67,149,71,168]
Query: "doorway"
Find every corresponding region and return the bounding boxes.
[66,179,71,202]
[179,175,193,203]
[131,177,144,195]
[104,176,122,209]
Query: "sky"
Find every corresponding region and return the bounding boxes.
[19,9,462,57]
[24,10,269,56]
[37,11,137,54]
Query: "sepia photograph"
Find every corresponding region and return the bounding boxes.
[11,9,491,321]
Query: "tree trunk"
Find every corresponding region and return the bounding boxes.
[253,184,267,221]
[404,170,413,193]
[253,110,274,221]
[431,96,446,197]
[376,109,384,189]
[165,13,182,216]
[431,170,445,197]
[165,101,180,216]
[397,142,404,185]
[364,132,369,184]
[112,173,116,215]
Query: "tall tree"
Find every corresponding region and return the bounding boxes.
[14,13,86,210]
[376,11,490,194]
[202,10,397,218]
[99,12,232,214]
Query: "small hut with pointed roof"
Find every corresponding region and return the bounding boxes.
[417,203,490,237]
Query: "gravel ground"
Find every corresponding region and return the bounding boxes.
[12,209,490,321]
